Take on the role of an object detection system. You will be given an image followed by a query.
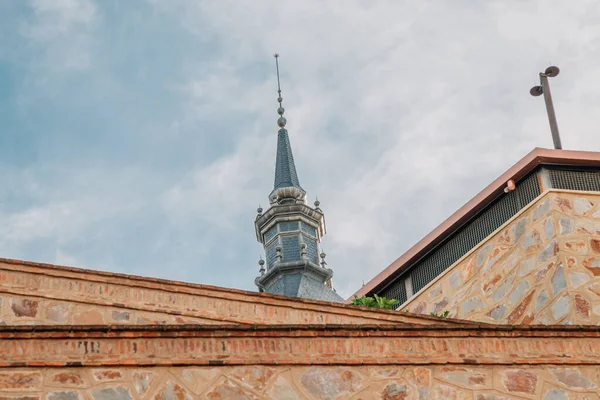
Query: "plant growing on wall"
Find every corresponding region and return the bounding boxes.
[351,294,399,309]
[429,310,450,318]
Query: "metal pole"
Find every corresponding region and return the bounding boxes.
[539,74,562,150]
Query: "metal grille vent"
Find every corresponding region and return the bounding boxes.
[380,277,408,305]
[549,169,600,192]
[379,172,540,308]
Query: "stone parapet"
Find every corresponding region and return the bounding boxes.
[0,259,461,327]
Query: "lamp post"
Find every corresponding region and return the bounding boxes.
[530,66,562,150]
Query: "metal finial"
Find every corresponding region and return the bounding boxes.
[257,204,263,214]
[258,256,265,275]
[530,66,562,150]
[274,53,287,128]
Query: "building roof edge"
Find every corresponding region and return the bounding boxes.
[351,147,600,300]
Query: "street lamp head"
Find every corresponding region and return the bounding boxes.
[530,85,543,97]
[544,66,560,77]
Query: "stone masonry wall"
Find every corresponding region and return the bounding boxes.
[0,293,220,326]
[405,190,600,325]
[2,365,600,400]
[0,260,456,327]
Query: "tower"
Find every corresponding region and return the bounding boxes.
[254,55,343,302]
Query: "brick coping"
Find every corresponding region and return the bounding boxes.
[1,323,600,367]
[1,323,599,337]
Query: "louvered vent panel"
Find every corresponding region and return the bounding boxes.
[380,278,407,306]
[549,169,600,192]
[377,172,541,309]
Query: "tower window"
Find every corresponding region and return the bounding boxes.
[301,222,317,237]
[266,241,278,269]
[303,235,319,264]
[281,235,301,262]
[279,221,299,232]
[264,226,278,243]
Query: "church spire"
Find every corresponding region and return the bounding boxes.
[270,54,305,204]
[253,54,342,303]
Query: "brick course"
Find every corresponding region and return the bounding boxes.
[0,325,599,367]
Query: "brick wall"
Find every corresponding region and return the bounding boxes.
[404,190,600,325]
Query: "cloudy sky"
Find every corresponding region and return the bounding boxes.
[1,0,600,299]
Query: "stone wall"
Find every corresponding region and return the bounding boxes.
[404,190,600,325]
[3,323,598,399]
[0,293,219,326]
[0,259,454,327]
[2,365,600,399]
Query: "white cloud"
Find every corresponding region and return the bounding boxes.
[155,0,600,297]
[20,0,97,70]
[4,0,600,299]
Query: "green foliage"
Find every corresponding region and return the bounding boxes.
[351,294,399,310]
[429,310,450,318]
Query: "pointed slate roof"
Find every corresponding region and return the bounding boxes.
[274,128,303,190]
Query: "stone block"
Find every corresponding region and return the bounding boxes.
[551,295,570,321]
[230,366,275,392]
[551,368,596,389]
[153,381,194,400]
[300,368,363,400]
[502,369,537,395]
[574,198,594,215]
[0,371,41,390]
[10,299,38,318]
[48,371,86,387]
[206,379,258,400]
[91,387,133,400]
[265,375,301,400]
[380,382,411,400]
[47,393,80,400]
[559,217,573,235]
[132,371,156,397]
[552,264,567,295]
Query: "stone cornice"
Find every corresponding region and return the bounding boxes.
[255,204,325,241]
[1,324,600,367]
[256,261,333,288]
